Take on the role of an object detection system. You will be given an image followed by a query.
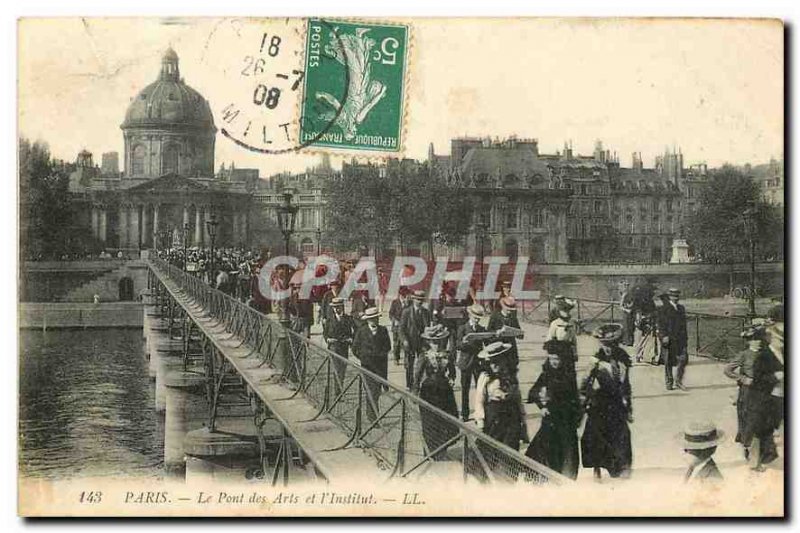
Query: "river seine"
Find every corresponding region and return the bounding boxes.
[19,328,163,479]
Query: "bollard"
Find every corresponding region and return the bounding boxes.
[183,427,260,484]
[164,370,207,477]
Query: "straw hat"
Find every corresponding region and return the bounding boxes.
[420,323,449,341]
[679,421,725,450]
[467,303,486,319]
[330,297,345,307]
[411,290,427,301]
[478,341,512,360]
[593,323,623,343]
[361,307,380,321]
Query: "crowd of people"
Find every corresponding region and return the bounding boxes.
[156,247,785,483]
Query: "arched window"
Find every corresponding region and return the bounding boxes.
[162,144,180,174]
[132,145,146,175]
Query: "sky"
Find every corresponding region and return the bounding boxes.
[17,17,783,177]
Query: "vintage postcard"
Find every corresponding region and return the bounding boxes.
[17,17,784,517]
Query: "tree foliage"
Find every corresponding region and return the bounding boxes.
[19,138,86,260]
[686,165,783,263]
[323,162,474,257]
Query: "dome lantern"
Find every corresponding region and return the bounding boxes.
[160,47,180,82]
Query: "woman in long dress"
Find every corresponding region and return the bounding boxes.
[525,339,581,479]
[580,323,633,479]
[413,324,459,460]
[474,341,528,451]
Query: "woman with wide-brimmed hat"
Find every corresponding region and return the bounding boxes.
[525,339,581,479]
[414,323,459,460]
[580,323,633,480]
[474,342,528,451]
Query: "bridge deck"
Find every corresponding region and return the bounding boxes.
[153,267,388,483]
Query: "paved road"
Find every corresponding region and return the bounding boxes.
[308,310,783,484]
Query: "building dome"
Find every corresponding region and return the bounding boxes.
[121,48,216,178]
[122,49,215,130]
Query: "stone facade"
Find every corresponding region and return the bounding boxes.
[68,49,255,252]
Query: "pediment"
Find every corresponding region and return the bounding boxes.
[126,173,209,193]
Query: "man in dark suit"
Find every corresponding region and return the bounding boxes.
[388,288,410,365]
[352,307,392,422]
[320,279,342,327]
[682,422,724,483]
[455,304,488,421]
[323,297,355,397]
[657,288,688,391]
[400,290,432,390]
[488,296,524,371]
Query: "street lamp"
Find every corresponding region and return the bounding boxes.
[476,217,489,290]
[316,226,322,256]
[277,189,298,256]
[182,222,190,272]
[742,202,758,319]
[206,213,219,283]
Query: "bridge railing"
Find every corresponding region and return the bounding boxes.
[519,295,747,361]
[149,257,567,486]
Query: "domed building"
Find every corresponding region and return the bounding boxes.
[69,48,258,252]
[121,48,216,178]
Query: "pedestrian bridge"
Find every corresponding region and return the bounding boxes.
[144,257,567,486]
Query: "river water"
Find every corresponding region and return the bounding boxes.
[19,328,164,479]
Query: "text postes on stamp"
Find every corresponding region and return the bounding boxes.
[300,19,409,152]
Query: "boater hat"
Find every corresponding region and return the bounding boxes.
[740,324,765,340]
[421,323,449,341]
[411,290,427,301]
[593,323,623,343]
[668,288,681,297]
[679,421,725,450]
[478,341,512,360]
[467,303,486,319]
[330,297,345,307]
[362,307,380,321]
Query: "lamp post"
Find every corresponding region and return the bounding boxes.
[182,222,190,272]
[206,213,219,284]
[316,226,322,256]
[277,189,298,256]
[742,202,757,319]
[476,217,489,290]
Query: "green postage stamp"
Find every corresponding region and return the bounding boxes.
[300,19,409,152]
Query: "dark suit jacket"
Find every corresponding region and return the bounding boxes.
[353,324,391,380]
[455,321,486,370]
[685,458,723,482]
[400,305,432,353]
[388,298,407,327]
[323,311,355,355]
[657,302,688,352]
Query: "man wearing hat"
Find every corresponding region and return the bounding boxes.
[388,288,410,366]
[681,422,724,482]
[657,288,688,391]
[353,307,392,422]
[493,280,514,313]
[724,324,766,460]
[548,295,572,324]
[288,281,314,338]
[455,304,488,421]
[400,290,433,389]
[488,296,524,371]
[320,279,343,328]
[323,297,356,396]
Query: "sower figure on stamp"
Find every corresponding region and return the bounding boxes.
[455,304,488,421]
[323,297,355,397]
[388,287,409,366]
[581,324,633,480]
[352,307,391,423]
[657,288,688,391]
[400,290,432,390]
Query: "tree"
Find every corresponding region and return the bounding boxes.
[323,161,474,258]
[19,138,79,260]
[686,165,783,265]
